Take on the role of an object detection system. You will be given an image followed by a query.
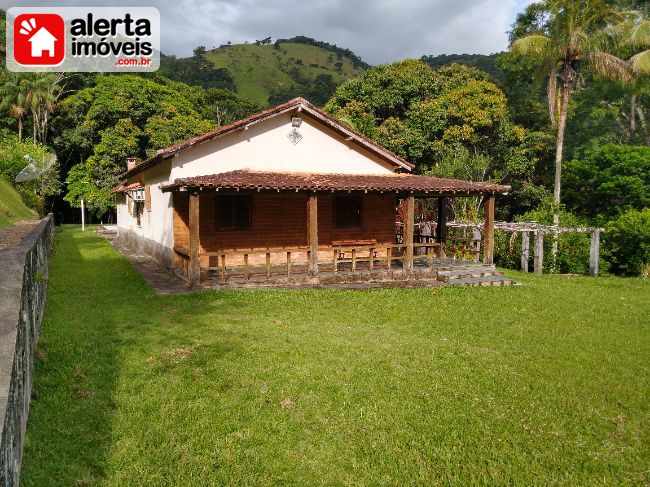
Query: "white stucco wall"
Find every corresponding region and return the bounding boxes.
[116,159,174,252]
[170,112,396,179]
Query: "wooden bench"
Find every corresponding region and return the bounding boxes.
[332,239,378,259]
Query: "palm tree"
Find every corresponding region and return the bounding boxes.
[511,1,650,268]
[0,74,32,141]
[26,73,65,144]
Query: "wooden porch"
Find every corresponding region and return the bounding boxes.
[168,184,507,288]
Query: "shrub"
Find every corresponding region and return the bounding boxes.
[604,208,650,277]
[564,144,650,223]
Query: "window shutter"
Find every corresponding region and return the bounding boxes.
[127,194,132,213]
[145,185,151,211]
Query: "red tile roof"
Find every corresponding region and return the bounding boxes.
[119,97,414,180]
[159,170,509,195]
[112,182,142,193]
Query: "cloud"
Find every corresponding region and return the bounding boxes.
[0,0,534,64]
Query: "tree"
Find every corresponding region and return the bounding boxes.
[324,60,545,220]
[200,88,259,126]
[0,73,31,141]
[510,1,650,267]
[563,144,649,222]
[27,73,65,143]
[56,75,213,213]
[604,207,650,276]
[0,73,65,143]
[157,47,235,90]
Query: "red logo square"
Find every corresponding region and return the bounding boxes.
[13,14,65,66]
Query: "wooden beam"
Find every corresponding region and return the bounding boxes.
[534,231,544,274]
[589,229,600,277]
[521,231,530,273]
[436,197,448,244]
[482,194,495,264]
[404,195,415,271]
[307,193,318,276]
[188,191,200,286]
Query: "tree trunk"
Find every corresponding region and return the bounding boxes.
[551,76,572,271]
[630,95,637,136]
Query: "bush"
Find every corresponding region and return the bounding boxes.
[604,208,650,277]
[563,144,650,223]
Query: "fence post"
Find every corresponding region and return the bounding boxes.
[534,231,544,274]
[404,194,415,271]
[482,194,495,264]
[307,193,319,276]
[521,231,529,273]
[589,229,601,277]
[188,191,200,286]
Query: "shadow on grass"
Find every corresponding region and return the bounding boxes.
[20,227,242,486]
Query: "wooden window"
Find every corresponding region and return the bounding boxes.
[334,194,362,229]
[217,195,251,231]
[135,201,144,227]
[144,185,151,212]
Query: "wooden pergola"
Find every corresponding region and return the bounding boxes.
[446,221,605,277]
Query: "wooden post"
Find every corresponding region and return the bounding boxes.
[521,231,530,273]
[404,194,415,271]
[534,231,544,274]
[589,229,600,277]
[188,191,200,286]
[436,197,447,244]
[307,193,318,276]
[482,194,495,264]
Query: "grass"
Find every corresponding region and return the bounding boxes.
[205,42,365,105]
[0,178,36,228]
[22,226,649,486]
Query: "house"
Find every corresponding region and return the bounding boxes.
[28,27,57,57]
[113,98,510,287]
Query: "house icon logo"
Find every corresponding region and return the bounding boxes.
[13,14,65,66]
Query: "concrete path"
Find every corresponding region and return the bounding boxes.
[101,229,193,295]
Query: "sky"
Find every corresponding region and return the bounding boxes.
[1,0,537,64]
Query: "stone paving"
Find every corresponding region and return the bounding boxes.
[100,228,193,295]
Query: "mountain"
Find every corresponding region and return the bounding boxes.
[420,53,505,83]
[203,40,367,106]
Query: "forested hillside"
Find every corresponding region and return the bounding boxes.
[160,37,367,106]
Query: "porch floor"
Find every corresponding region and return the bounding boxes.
[200,257,512,290]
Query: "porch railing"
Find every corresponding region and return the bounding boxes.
[173,246,192,278]
[194,242,471,283]
[200,247,310,282]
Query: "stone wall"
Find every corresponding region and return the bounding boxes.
[0,216,54,486]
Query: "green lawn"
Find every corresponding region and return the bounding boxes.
[22,226,649,486]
